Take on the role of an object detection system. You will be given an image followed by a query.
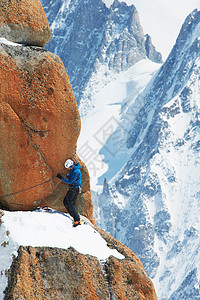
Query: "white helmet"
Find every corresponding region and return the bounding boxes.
[64,159,74,169]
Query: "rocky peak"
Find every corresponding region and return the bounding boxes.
[0,0,51,46]
[41,0,162,103]
[102,178,110,195]
[173,9,200,52]
[144,34,163,63]
[111,0,121,8]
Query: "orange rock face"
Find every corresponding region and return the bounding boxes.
[4,236,157,299]
[0,44,82,209]
[0,43,95,224]
[5,246,110,300]
[0,0,51,46]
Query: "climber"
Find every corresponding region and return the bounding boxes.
[57,159,82,227]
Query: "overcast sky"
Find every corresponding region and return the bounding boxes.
[104,0,200,60]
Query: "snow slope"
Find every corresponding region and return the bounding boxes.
[0,209,123,299]
[77,58,161,189]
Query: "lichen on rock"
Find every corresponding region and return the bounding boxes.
[0,43,80,209]
[0,0,51,46]
[0,43,95,224]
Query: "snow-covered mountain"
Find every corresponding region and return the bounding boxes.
[95,9,200,299]
[41,0,162,103]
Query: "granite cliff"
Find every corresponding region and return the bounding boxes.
[0,0,51,46]
[0,0,94,223]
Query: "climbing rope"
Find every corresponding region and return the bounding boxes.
[2,179,52,198]
[0,178,53,208]
[71,148,77,160]
[0,149,78,208]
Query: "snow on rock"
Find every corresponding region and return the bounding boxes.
[0,38,23,46]
[0,208,123,298]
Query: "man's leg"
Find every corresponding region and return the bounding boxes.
[63,189,80,222]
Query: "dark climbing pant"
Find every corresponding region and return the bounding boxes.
[63,188,80,222]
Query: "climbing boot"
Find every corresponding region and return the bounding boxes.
[73,220,81,227]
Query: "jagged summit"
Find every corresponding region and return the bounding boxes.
[144,34,163,63]
[170,9,200,57]
[41,0,162,103]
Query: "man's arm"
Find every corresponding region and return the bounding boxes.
[57,171,77,184]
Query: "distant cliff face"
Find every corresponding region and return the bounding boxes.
[4,230,157,300]
[41,0,162,103]
[0,0,95,224]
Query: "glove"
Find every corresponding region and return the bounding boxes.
[56,173,62,179]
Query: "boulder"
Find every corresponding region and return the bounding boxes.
[0,0,51,46]
[0,43,95,224]
[4,236,157,299]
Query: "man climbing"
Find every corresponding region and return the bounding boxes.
[57,159,82,227]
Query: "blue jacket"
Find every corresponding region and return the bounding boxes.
[60,163,81,188]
